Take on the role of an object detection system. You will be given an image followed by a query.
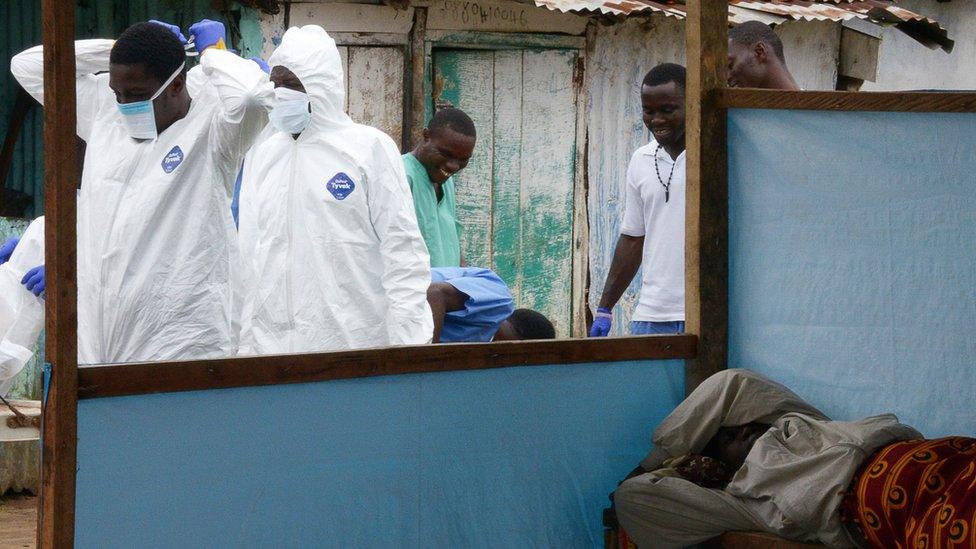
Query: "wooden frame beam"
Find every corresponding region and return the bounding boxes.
[39,0,79,546]
[718,89,976,112]
[684,0,728,394]
[78,335,697,399]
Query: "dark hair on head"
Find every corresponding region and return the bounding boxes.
[429,107,476,138]
[642,63,686,91]
[110,22,186,83]
[729,21,786,64]
[509,309,556,340]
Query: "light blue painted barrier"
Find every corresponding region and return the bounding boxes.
[728,109,976,437]
[75,359,684,548]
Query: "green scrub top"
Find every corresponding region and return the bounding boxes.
[403,153,462,267]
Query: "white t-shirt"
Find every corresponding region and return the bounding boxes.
[620,142,685,322]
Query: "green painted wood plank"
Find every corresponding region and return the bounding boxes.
[433,49,495,267]
[517,49,578,336]
[490,51,523,296]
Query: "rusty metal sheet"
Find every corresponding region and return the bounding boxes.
[533,0,952,52]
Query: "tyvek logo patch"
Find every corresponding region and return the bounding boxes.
[326,172,356,200]
[161,146,184,174]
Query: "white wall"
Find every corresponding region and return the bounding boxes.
[775,20,841,91]
[863,0,976,91]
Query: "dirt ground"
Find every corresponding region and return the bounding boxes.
[0,493,35,549]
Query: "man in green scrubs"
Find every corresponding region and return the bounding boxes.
[403,108,476,267]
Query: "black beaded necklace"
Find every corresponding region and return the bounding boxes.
[654,143,677,203]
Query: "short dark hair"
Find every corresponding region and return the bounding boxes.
[642,63,686,91]
[110,22,186,82]
[729,21,786,64]
[429,107,476,138]
[509,309,556,340]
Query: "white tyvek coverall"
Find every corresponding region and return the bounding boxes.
[11,40,273,364]
[237,26,433,354]
[0,217,44,396]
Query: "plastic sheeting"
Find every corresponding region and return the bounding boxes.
[728,109,976,437]
[75,360,684,547]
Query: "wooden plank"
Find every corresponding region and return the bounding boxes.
[39,0,79,546]
[329,32,410,47]
[288,3,415,35]
[718,89,976,113]
[490,50,523,300]
[425,0,587,35]
[518,49,578,337]
[78,335,698,399]
[433,49,495,267]
[406,7,428,150]
[570,30,591,338]
[346,47,405,145]
[711,532,822,548]
[426,30,585,50]
[684,0,728,394]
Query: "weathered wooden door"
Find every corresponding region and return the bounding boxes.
[337,46,405,146]
[433,48,581,337]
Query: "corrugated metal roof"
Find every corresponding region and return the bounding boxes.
[533,0,954,52]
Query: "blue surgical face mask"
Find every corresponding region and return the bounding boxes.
[116,62,185,140]
[270,87,311,135]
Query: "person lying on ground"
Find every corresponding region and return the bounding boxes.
[614,369,975,548]
[426,267,556,343]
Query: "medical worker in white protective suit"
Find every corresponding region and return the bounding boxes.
[11,20,272,364]
[0,218,45,396]
[237,25,433,353]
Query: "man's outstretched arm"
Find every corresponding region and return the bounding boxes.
[641,369,829,470]
[427,282,467,343]
[590,235,644,336]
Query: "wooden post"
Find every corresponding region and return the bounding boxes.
[684,0,728,394]
[38,0,79,546]
[406,7,428,150]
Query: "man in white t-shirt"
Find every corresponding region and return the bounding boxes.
[590,63,686,337]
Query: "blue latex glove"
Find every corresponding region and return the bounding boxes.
[589,307,613,337]
[148,20,188,45]
[0,236,19,264]
[188,19,227,52]
[21,265,45,297]
[250,56,271,74]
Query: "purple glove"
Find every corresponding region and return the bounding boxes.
[148,20,188,45]
[21,265,45,297]
[0,236,19,264]
[250,56,271,74]
[188,19,227,52]
[589,307,613,337]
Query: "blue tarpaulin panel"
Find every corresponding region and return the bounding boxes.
[75,360,684,548]
[728,108,976,437]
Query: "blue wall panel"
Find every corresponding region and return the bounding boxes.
[75,360,684,548]
[728,108,976,437]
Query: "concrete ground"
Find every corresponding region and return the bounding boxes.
[0,493,35,549]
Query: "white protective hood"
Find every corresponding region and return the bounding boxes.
[0,217,45,396]
[237,25,433,354]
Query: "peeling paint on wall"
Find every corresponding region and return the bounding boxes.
[434,48,579,337]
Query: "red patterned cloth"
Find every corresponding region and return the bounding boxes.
[841,437,976,548]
